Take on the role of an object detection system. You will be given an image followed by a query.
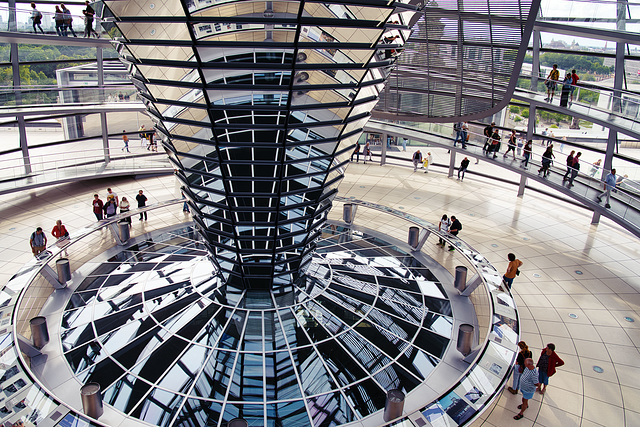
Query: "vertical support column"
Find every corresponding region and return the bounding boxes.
[517,174,527,197]
[380,132,387,166]
[12,43,31,175]
[7,0,17,32]
[612,0,625,113]
[530,29,541,91]
[448,150,456,178]
[101,112,110,163]
[526,104,536,141]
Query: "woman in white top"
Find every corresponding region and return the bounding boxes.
[438,214,451,246]
[120,196,131,224]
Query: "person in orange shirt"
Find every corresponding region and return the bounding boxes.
[122,131,130,152]
[503,253,523,289]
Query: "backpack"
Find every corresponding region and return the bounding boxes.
[36,11,42,19]
[454,122,461,131]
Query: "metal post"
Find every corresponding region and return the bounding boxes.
[457,324,474,356]
[229,419,248,427]
[530,29,541,91]
[101,112,110,163]
[81,383,104,419]
[454,266,467,292]
[118,220,130,243]
[7,0,17,32]
[448,150,456,178]
[30,317,49,349]
[56,258,71,283]
[591,211,601,225]
[383,389,405,422]
[343,204,356,224]
[517,174,527,197]
[526,104,536,141]
[380,133,387,166]
[408,226,419,249]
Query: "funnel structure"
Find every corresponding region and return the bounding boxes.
[101,0,418,290]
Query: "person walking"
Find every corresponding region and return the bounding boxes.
[544,64,559,102]
[54,6,65,36]
[457,157,469,181]
[540,128,548,146]
[513,358,540,420]
[589,159,602,177]
[83,0,99,38]
[402,138,407,152]
[30,3,44,34]
[536,343,564,395]
[504,129,517,159]
[136,190,148,220]
[508,341,533,395]
[453,121,464,147]
[516,135,523,156]
[106,187,119,206]
[351,141,360,162]
[570,69,579,105]
[502,253,523,290]
[30,227,47,256]
[92,194,103,221]
[122,131,130,153]
[461,122,469,149]
[423,151,433,173]
[521,140,532,169]
[138,124,147,146]
[120,196,131,224]
[596,168,617,208]
[61,4,77,37]
[51,219,70,256]
[482,122,494,152]
[538,145,554,177]
[412,150,422,171]
[363,141,371,164]
[448,216,461,251]
[437,214,450,247]
[489,128,501,159]
[103,195,117,218]
[562,150,575,181]
[567,152,581,187]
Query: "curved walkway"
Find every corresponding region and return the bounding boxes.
[364,120,640,239]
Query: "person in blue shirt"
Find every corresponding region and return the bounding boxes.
[596,168,617,208]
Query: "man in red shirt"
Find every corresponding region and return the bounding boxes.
[92,194,103,221]
[570,69,579,105]
[536,343,565,394]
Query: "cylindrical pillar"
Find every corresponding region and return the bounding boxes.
[81,382,104,419]
[228,419,248,427]
[118,220,130,242]
[30,316,49,349]
[457,324,474,356]
[408,226,419,249]
[383,389,405,421]
[343,204,355,224]
[56,258,71,283]
[454,266,468,292]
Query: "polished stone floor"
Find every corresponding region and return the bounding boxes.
[1,156,639,427]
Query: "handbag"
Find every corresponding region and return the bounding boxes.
[516,269,520,276]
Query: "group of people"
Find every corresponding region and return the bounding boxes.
[92,188,148,222]
[437,214,462,251]
[509,341,565,421]
[351,141,373,164]
[138,125,158,151]
[411,150,433,172]
[29,1,98,38]
[29,219,69,257]
[544,64,580,107]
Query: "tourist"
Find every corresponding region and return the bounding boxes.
[437,214,450,247]
[560,73,572,107]
[504,130,517,159]
[83,0,99,38]
[51,219,69,256]
[103,195,117,218]
[92,194,103,221]
[122,131,130,153]
[570,69,580,105]
[423,152,433,173]
[106,187,119,206]
[562,150,575,181]
[596,168,617,209]
[544,64,559,102]
[448,216,462,251]
[513,358,539,420]
[54,6,65,36]
[136,190,148,220]
[29,227,47,256]
[538,145,554,177]
[521,140,532,169]
[351,141,360,162]
[412,149,422,171]
[536,343,564,395]
[458,157,469,181]
[120,196,131,224]
[508,341,533,395]
[453,121,464,147]
[502,253,523,290]
[30,3,44,34]
[589,159,602,177]
[567,152,581,187]
[61,4,77,37]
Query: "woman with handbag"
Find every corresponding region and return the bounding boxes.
[508,341,532,395]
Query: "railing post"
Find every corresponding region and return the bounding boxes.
[448,150,456,178]
[517,174,527,197]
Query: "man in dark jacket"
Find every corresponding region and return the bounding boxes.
[536,343,564,395]
[458,157,470,181]
[448,216,462,251]
[482,122,495,152]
